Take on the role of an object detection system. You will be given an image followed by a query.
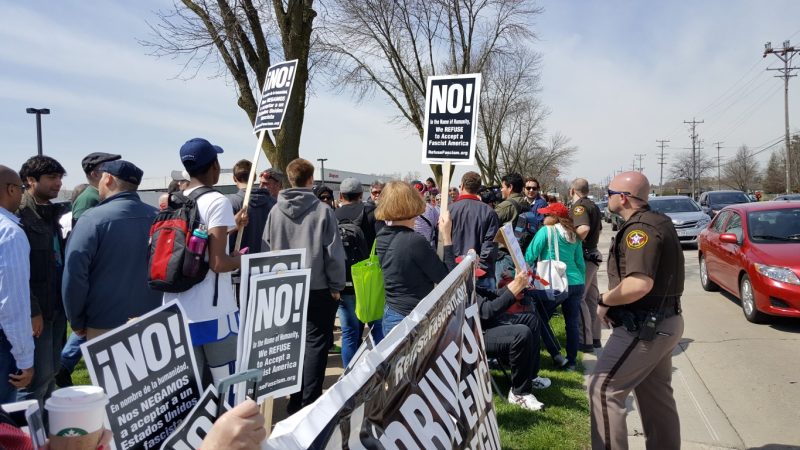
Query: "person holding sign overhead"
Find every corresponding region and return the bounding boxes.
[375,181,454,335]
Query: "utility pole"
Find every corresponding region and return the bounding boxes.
[316,158,328,185]
[656,139,670,195]
[634,153,646,172]
[713,142,724,190]
[684,118,704,199]
[764,41,798,193]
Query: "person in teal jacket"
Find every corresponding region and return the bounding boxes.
[525,202,586,370]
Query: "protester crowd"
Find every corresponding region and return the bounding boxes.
[0,138,608,447]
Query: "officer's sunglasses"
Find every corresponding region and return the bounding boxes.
[607,188,645,202]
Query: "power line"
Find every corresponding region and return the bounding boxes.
[714,83,784,142]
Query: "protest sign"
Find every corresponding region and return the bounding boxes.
[25,403,47,449]
[235,59,299,250]
[236,269,310,404]
[254,60,299,132]
[237,250,306,373]
[495,222,530,277]
[81,302,202,450]
[238,249,306,309]
[159,387,227,450]
[263,254,502,450]
[421,74,482,165]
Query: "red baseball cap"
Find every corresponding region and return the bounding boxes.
[537,202,570,218]
[455,256,487,278]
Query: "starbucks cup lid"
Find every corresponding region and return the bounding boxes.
[45,386,108,412]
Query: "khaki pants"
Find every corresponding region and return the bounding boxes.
[589,314,684,450]
[579,260,601,345]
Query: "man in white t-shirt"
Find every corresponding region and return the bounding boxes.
[163,138,247,386]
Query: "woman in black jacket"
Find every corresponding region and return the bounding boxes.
[375,181,452,335]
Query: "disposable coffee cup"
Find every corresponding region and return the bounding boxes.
[45,386,108,450]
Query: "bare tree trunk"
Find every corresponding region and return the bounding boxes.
[142,0,316,174]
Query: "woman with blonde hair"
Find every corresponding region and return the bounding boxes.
[524,202,586,371]
[375,181,454,335]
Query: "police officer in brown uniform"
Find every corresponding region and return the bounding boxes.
[569,178,604,352]
[589,171,684,450]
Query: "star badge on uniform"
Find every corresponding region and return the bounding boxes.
[573,205,585,216]
[626,229,648,249]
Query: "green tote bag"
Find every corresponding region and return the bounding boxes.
[351,241,385,323]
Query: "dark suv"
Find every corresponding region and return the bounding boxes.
[698,190,750,218]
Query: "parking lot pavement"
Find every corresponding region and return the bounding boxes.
[585,226,800,449]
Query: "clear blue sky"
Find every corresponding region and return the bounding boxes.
[2,0,799,188]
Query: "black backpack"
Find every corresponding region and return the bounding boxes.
[338,207,369,280]
[510,198,535,253]
[147,187,215,293]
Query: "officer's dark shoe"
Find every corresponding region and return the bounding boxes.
[593,339,602,349]
[55,365,73,387]
[553,354,568,369]
[579,344,595,353]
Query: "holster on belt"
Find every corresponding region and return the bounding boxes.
[607,297,682,340]
[583,248,603,265]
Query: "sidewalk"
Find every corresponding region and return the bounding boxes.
[582,333,744,450]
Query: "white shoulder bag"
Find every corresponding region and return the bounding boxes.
[532,226,569,303]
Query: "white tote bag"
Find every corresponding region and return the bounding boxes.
[533,226,569,302]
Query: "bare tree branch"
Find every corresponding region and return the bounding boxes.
[140,0,317,173]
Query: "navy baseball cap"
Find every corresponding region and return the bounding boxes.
[179,138,224,170]
[100,160,144,185]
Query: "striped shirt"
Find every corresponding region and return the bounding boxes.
[0,207,33,369]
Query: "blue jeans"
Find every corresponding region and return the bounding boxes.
[337,294,384,367]
[60,332,85,373]
[547,284,584,365]
[532,284,584,365]
[381,305,406,336]
[17,311,67,404]
[0,332,18,403]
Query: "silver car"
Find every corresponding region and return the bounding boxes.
[648,196,711,246]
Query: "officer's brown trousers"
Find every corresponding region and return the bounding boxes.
[589,315,684,450]
[579,260,602,344]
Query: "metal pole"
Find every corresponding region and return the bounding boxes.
[317,158,328,185]
[35,113,43,156]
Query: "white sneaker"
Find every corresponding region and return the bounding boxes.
[507,390,544,411]
[531,376,551,389]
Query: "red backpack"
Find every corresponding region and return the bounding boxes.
[147,187,215,292]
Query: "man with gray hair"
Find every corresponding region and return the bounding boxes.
[569,178,603,351]
[63,160,161,340]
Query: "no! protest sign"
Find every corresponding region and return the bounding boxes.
[421,74,482,165]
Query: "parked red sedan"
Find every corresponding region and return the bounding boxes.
[698,202,800,323]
